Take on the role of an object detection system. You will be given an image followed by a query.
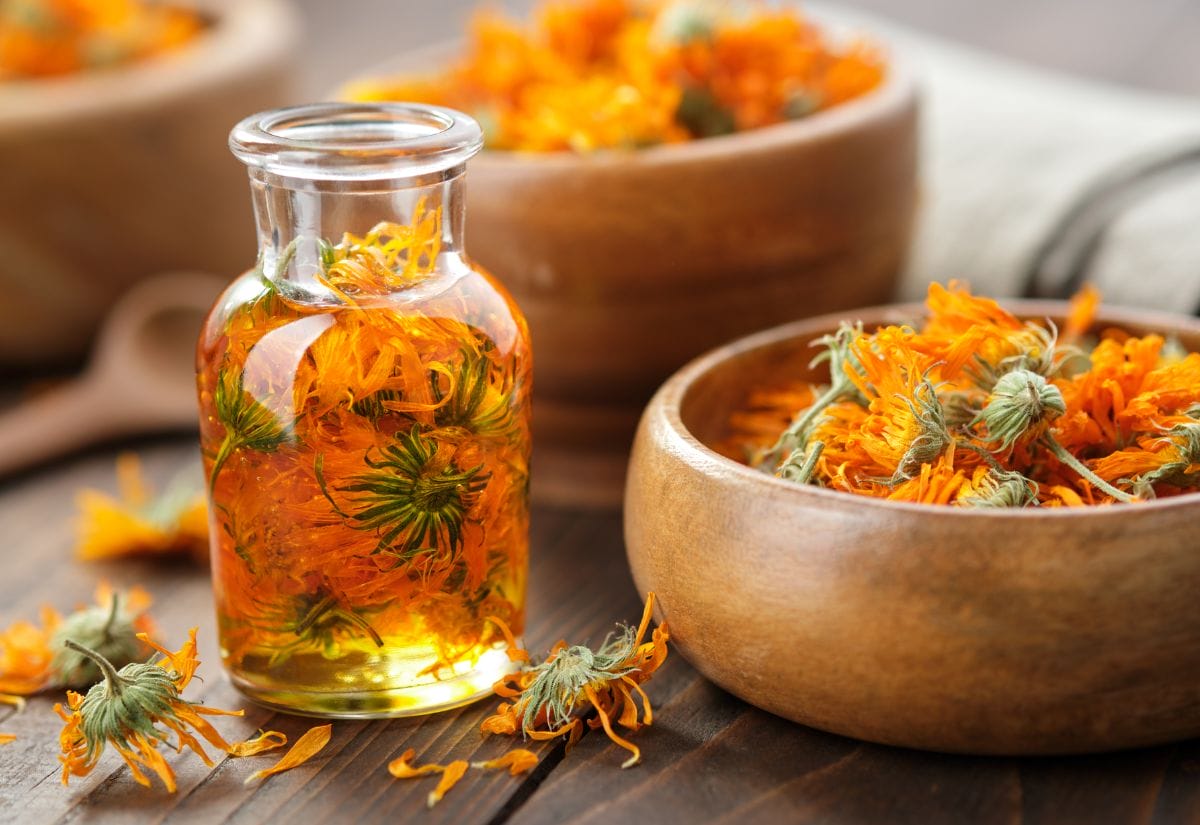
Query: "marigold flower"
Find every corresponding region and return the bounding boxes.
[481,593,669,768]
[976,369,1066,452]
[0,583,154,695]
[54,628,243,792]
[0,0,203,80]
[47,622,316,793]
[345,0,885,152]
[724,282,1185,506]
[957,466,1039,508]
[76,454,208,564]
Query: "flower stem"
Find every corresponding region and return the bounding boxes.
[101,593,120,644]
[63,639,125,696]
[778,440,825,485]
[760,384,841,470]
[208,435,235,498]
[1044,434,1136,503]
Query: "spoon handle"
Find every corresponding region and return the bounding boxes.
[0,378,116,477]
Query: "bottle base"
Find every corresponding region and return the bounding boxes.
[226,645,518,719]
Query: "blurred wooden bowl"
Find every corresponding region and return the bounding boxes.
[346,38,919,508]
[625,300,1200,755]
[0,0,298,367]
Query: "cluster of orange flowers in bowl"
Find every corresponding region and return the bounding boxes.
[344,0,886,152]
[0,0,203,80]
[725,283,1200,507]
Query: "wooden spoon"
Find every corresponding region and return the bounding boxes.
[0,272,225,477]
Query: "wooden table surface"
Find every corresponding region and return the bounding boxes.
[0,439,1198,825]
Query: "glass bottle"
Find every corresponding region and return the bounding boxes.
[197,103,531,718]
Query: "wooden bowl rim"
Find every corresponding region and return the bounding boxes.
[647,298,1200,521]
[337,22,918,171]
[0,0,298,129]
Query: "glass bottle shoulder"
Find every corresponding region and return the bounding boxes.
[199,255,530,366]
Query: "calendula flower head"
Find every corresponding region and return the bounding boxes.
[55,628,242,792]
[972,321,1084,387]
[726,283,1167,506]
[482,593,669,769]
[939,389,981,429]
[889,378,952,483]
[957,467,1039,508]
[50,588,155,689]
[519,629,640,732]
[76,454,208,564]
[0,584,154,695]
[977,369,1066,452]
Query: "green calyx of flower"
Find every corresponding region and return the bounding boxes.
[519,626,639,733]
[62,640,181,759]
[958,468,1039,508]
[891,379,952,483]
[50,595,146,689]
[976,369,1066,451]
[1137,416,1200,490]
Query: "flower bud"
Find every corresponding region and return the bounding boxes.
[977,369,1066,451]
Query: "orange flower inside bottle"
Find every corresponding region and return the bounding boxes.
[198,103,532,717]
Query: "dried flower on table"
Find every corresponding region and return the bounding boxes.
[76,454,208,564]
[344,0,886,152]
[721,281,1200,506]
[53,626,303,792]
[481,593,669,768]
[54,628,244,792]
[0,583,155,694]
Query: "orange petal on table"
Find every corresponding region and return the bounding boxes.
[243,724,332,786]
[227,730,288,757]
[387,748,445,779]
[0,734,14,745]
[0,694,25,711]
[427,760,468,809]
[472,748,538,776]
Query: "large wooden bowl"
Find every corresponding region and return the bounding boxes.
[346,40,918,507]
[625,300,1200,755]
[0,0,297,367]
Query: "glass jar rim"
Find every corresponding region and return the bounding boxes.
[229,102,484,181]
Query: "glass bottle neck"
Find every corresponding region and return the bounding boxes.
[247,165,468,297]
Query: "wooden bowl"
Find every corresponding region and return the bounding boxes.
[625,300,1200,755]
[346,39,919,508]
[0,0,298,367]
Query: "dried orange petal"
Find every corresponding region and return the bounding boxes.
[243,724,331,786]
[472,748,538,775]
